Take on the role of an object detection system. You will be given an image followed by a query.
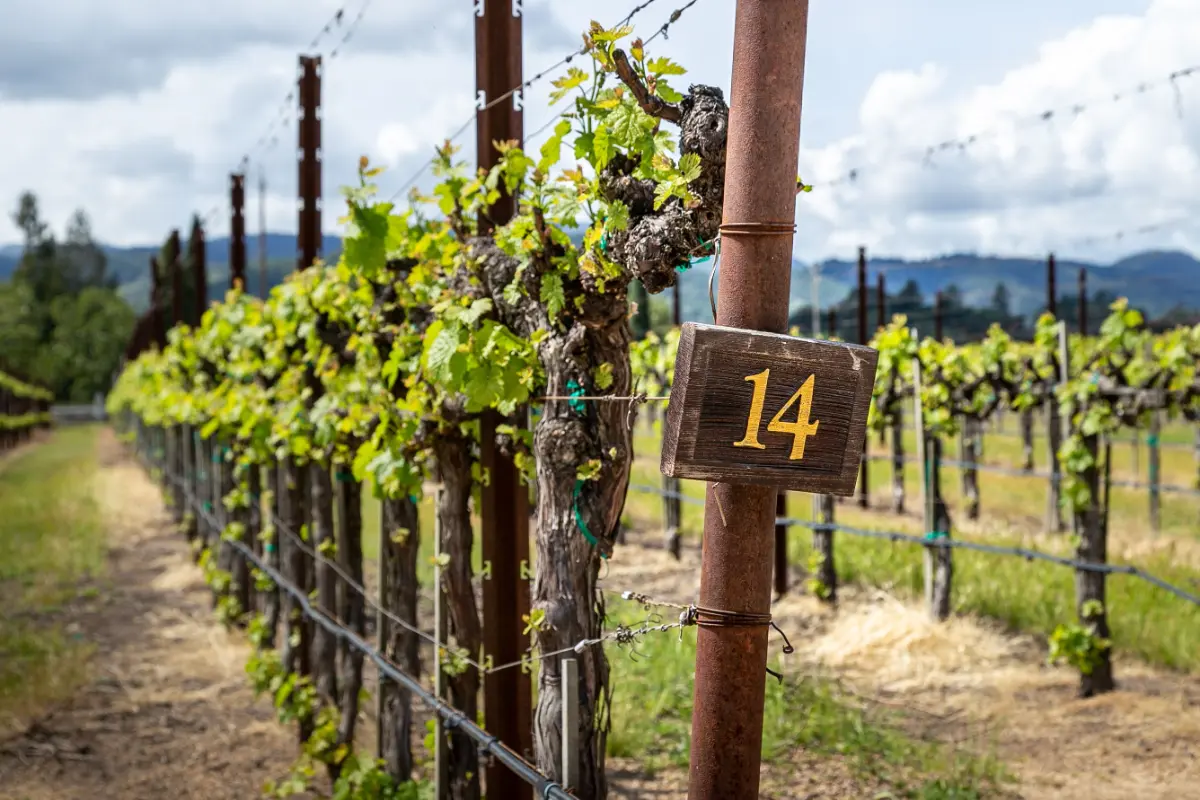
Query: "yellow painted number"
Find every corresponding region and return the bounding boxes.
[733,369,770,450]
[734,370,820,460]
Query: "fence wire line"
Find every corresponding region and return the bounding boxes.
[388,0,706,202]
[265,509,687,675]
[863,452,1200,497]
[168,460,688,677]
[182,502,576,800]
[625,483,1200,607]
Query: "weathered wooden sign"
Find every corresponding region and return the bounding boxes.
[660,323,878,495]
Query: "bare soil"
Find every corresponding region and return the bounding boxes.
[0,430,313,800]
[602,531,1200,800]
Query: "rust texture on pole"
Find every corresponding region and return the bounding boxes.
[191,218,207,324]
[230,174,247,290]
[876,271,886,332]
[1079,267,1088,336]
[1047,253,1057,318]
[688,1,810,798]
[297,55,323,272]
[475,3,532,795]
[167,229,183,329]
[934,291,943,341]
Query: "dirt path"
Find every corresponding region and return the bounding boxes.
[0,430,306,800]
[602,533,1200,800]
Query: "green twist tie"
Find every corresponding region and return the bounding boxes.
[410,494,420,504]
[599,232,609,252]
[265,543,276,553]
[1147,434,1159,447]
[335,470,355,483]
[924,530,948,541]
[573,479,609,559]
[204,502,213,512]
[566,380,586,414]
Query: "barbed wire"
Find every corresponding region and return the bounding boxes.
[199,0,380,227]
[622,481,1200,606]
[387,0,707,203]
[807,63,1200,190]
[259,505,688,675]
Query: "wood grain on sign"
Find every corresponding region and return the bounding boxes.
[661,323,878,496]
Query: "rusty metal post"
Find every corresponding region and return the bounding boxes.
[934,291,943,341]
[688,2,810,798]
[475,3,532,796]
[827,307,836,339]
[230,174,247,290]
[1079,267,1087,336]
[297,55,323,272]
[856,246,869,508]
[191,218,207,324]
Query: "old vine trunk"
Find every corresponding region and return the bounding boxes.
[380,496,421,782]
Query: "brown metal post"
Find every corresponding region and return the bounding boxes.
[230,174,247,290]
[297,55,323,272]
[934,291,943,341]
[1079,267,1087,336]
[191,218,207,324]
[475,4,532,796]
[827,307,837,338]
[856,246,869,508]
[687,2,810,798]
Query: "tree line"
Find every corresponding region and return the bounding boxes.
[0,192,134,402]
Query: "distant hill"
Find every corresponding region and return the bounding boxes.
[4,235,1198,322]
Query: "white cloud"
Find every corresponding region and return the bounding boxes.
[1,0,1190,270]
[798,0,1200,263]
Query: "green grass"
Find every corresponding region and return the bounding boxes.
[0,427,105,734]
[621,419,1200,673]
[604,599,1010,798]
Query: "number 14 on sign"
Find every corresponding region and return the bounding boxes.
[734,370,820,460]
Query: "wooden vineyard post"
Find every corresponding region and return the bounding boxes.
[333,468,365,761]
[914,355,952,621]
[375,506,387,761]
[1149,416,1161,532]
[960,418,981,520]
[891,409,905,513]
[810,492,836,604]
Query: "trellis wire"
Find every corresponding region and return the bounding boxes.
[186,502,577,800]
[625,482,1200,607]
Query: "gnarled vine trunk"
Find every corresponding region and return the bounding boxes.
[1020,408,1035,472]
[334,471,365,758]
[472,78,729,800]
[280,458,313,742]
[891,418,905,514]
[380,496,421,782]
[434,433,481,800]
[310,461,339,707]
[1073,432,1114,696]
[960,418,980,520]
[813,493,837,603]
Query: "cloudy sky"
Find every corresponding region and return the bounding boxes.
[2,0,1198,264]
